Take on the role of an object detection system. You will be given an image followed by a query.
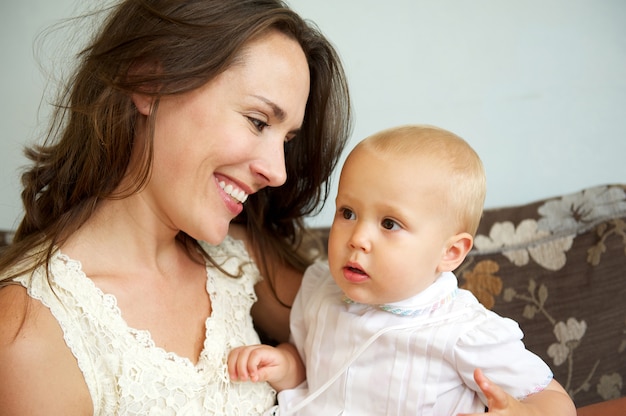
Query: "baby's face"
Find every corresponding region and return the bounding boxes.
[328,146,455,305]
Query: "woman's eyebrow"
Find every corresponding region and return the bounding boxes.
[252,95,286,122]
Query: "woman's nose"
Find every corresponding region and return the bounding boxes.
[251,136,288,187]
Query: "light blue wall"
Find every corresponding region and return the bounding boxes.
[0,0,82,230]
[1,0,625,230]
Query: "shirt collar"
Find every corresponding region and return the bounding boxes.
[342,271,459,317]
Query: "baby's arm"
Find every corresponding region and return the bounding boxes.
[460,368,576,416]
[227,343,305,392]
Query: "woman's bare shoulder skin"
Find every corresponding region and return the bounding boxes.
[0,285,92,415]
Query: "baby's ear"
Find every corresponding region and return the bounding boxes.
[437,233,473,273]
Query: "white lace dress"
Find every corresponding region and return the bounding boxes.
[15,236,276,415]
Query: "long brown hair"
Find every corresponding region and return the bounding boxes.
[0,0,351,287]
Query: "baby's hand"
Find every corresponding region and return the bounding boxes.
[227,343,305,392]
[227,344,285,383]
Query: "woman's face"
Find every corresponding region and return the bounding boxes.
[134,31,310,244]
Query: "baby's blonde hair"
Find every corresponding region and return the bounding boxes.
[354,124,486,236]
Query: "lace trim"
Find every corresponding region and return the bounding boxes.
[16,236,276,414]
[55,251,204,370]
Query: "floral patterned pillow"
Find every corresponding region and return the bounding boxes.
[456,184,626,407]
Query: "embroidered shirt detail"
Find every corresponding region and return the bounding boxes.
[343,288,459,317]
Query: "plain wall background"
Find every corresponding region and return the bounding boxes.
[1,0,625,230]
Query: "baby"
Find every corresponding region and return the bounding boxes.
[229,125,576,415]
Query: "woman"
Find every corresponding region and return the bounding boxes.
[0,0,351,414]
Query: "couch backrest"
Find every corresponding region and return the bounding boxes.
[454,183,626,407]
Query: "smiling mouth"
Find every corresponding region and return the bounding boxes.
[218,181,248,203]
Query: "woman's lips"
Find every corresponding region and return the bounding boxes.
[218,180,249,203]
[215,177,247,216]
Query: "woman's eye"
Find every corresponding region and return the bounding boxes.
[340,208,356,220]
[381,218,400,230]
[248,117,269,132]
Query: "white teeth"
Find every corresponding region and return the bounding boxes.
[218,181,248,203]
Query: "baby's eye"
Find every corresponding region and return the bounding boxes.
[340,208,356,221]
[381,218,400,230]
[248,116,269,132]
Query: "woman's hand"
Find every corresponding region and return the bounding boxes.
[458,368,576,416]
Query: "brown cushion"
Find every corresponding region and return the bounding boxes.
[456,184,626,407]
[0,230,13,248]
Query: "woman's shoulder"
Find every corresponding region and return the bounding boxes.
[0,284,47,347]
[0,284,92,413]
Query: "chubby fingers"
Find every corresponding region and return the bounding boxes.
[228,344,277,383]
[228,345,259,382]
[473,368,510,411]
